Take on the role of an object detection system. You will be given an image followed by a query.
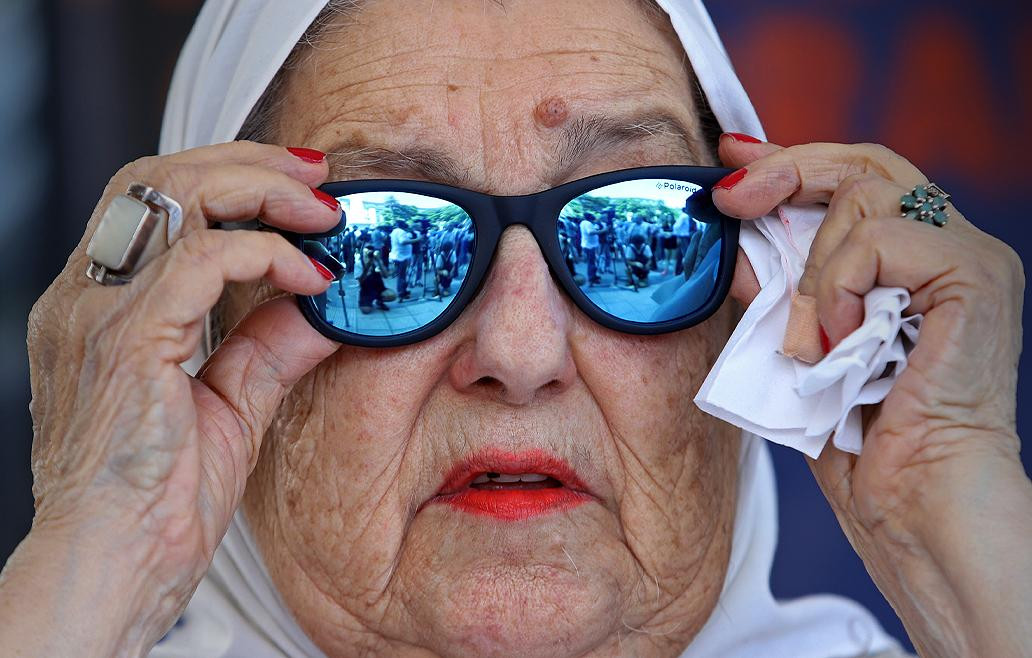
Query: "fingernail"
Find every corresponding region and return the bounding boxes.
[311,188,340,212]
[713,168,747,191]
[287,147,326,164]
[309,256,336,281]
[819,325,831,354]
[723,132,763,144]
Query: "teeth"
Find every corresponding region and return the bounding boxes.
[475,472,551,483]
[520,473,548,482]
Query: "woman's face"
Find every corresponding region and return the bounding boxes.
[242,0,740,655]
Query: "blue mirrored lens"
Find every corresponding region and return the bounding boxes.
[309,191,474,336]
[557,179,723,323]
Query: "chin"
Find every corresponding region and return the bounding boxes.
[396,512,626,657]
[426,563,617,657]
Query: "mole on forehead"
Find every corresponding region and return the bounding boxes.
[534,97,570,129]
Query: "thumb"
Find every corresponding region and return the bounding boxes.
[192,296,339,516]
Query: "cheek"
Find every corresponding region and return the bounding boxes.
[572,309,737,549]
[248,344,454,596]
[572,312,727,457]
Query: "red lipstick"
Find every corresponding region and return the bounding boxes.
[427,449,594,521]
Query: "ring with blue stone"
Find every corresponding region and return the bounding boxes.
[900,183,951,227]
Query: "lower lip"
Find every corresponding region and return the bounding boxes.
[434,488,592,521]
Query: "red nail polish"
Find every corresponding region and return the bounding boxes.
[819,326,831,354]
[311,188,340,212]
[723,132,763,144]
[713,168,747,191]
[287,147,326,164]
[309,256,335,281]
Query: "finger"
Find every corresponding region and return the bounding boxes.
[149,141,330,188]
[67,153,340,296]
[798,174,908,297]
[814,217,964,343]
[97,143,332,245]
[717,133,782,169]
[729,247,761,307]
[712,142,928,220]
[193,296,339,496]
[122,230,333,363]
[135,161,342,236]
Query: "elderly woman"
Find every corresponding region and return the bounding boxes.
[3,0,1030,656]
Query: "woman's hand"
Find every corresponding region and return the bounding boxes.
[1,142,341,656]
[713,135,1031,657]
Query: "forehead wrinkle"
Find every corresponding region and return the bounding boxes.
[324,16,681,84]
[418,20,672,60]
[317,75,447,101]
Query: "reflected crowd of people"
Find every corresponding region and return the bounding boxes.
[557,199,719,293]
[314,189,722,331]
[320,214,476,320]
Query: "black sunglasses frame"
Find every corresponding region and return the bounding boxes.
[285,166,740,348]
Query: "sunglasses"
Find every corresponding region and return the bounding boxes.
[285,166,740,347]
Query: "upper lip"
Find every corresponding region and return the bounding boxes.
[435,447,593,497]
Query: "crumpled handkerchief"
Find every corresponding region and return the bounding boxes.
[695,205,923,459]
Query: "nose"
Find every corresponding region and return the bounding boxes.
[449,226,576,405]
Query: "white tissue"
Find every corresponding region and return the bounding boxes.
[695,205,922,459]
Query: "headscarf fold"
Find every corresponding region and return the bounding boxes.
[154,2,901,656]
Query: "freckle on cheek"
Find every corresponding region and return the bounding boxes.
[534,96,569,128]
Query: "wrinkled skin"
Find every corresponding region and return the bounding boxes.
[239,1,739,655]
[8,0,1029,657]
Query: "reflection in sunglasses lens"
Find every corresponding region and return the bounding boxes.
[557,179,723,323]
[309,191,475,336]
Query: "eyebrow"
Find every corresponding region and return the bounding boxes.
[323,109,703,190]
[555,111,703,179]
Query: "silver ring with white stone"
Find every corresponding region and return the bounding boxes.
[85,183,184,286]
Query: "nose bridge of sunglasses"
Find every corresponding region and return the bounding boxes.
[492,193,540,230]
[483,193,570,277]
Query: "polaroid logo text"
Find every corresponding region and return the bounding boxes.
[655,181,695,192]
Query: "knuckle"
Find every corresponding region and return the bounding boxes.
[175,228,226,269]
[836,143,900,183]
[756,165,797,198]
[211,140,270,165]
[101,156,156,199]
[148,162,199,196]
[28,279,76,347]
[249,229,291,255]
[262,181,310,217]
[856,143,923,184]
[857,142,897,162]
[116,155,159,182]
[856,143,898,171]
[27,294,51,335]
[200,178,254,218]
[851,215,882,242]
[836,173,885,213]
[985,238,1025,293]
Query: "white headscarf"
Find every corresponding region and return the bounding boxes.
[153,2,902,656]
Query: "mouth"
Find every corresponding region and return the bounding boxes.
[426,448,594,521]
